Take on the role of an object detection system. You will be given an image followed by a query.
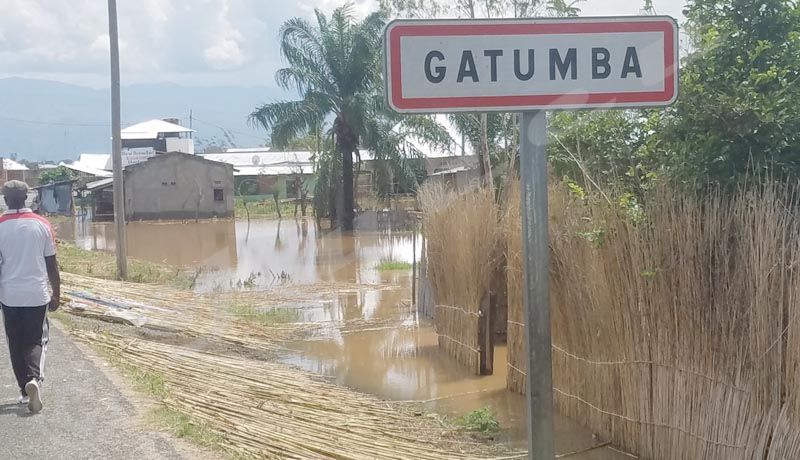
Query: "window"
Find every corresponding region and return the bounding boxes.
[214,189,224,202]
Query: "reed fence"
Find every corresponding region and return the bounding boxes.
[419,185,501,374]
[506,181,800,459]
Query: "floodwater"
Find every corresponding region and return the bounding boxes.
[53,216,626,459]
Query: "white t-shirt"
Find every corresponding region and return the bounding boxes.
[0,208,56,307]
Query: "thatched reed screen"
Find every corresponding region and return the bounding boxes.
[507,181,800,460]
[419,185,500,374]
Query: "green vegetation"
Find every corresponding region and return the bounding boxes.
[230,304,300,327]
[250,4,451,230]
[57,242,196,289]
[48,310,76,330]
[456,407,500,434]
[39,165,77,185]
[375,261,413,271]
[547,0,800,193]
[148,408,224,450]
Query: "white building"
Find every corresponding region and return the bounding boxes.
[66,118,196,177]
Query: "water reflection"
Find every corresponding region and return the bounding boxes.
[55,219,239,269]
[52,218,417,291]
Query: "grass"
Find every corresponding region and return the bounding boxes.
[43,214,78,224]
[57,242,197,289]
[49,309,76,330]
[230,304,300,326]
[456,407,500,434]
[235,197,306,219]
[148,407,225,450]
[375,260,413,271]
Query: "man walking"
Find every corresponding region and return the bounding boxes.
[0,181,60,413]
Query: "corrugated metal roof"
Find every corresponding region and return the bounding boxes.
[234,165,313,177]
[225,147,271,153]
[85,177,114,191]
[3,159,29,171]
[202,151,315,167]
[429,166,474,176]
[61,161,113,178]
[75,153,112,170]
[121,119,194,140]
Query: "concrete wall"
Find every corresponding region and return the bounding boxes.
[124,153,234,220]
[236,174,316,199]
[425,168,481,193]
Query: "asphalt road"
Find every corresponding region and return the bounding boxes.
[0,321,195,460]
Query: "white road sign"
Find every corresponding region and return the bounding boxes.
[384,17,679,113]
[121,148,157,167]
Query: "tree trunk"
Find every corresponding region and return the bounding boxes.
[334,116,357,231]
[341,146,355,231]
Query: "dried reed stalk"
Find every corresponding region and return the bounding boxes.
[506,180,800,460]
[62,274,404,351]
[73,329,520,460]
[418,184,501,374]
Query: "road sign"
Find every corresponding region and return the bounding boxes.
[385,16,680,460]
[384,17,679,113]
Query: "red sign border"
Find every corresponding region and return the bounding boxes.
[385,17,679,113]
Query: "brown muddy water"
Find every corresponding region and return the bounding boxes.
[53,217,626,459]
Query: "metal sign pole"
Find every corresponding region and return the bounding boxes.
[520,110,554,460]
[107,0,128,280]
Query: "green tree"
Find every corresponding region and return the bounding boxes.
[662,0,800,186]
[39,166,76,185]
[548,111,662,196]
[546,0,584,16]
[252,4,451,228]
[250,4,385,230]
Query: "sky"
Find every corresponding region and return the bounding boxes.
[0,0,687,89]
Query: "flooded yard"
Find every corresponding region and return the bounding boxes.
[53,216,626,458]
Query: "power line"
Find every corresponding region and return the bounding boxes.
[191,117,268,142]
[0,115,111,127]
[0,113,268,143]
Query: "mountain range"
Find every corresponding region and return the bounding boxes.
[0,78,287,162]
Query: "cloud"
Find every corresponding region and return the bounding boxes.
[204,33,246,70]
[0,0,687,87]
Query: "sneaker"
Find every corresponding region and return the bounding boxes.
[24,380,42,413]
[17,395,29,406]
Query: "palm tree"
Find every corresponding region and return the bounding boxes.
[250,4,385,231]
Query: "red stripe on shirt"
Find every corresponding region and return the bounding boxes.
[0,212,57,247]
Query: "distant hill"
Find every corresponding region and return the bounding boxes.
[0,78,288,162]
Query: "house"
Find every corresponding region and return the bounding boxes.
[121,118,195,156]
[201,148,318,199]
[424,166,481,193]
[61,154,114,179]
[85,152,234,221]
[0,158,31,183]
[67,118,196,178]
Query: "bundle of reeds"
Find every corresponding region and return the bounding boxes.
[418,184,501,374]
[506,181,800,459]
[73,329,521,460]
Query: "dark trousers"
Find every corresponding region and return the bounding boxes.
[2,305,48,395]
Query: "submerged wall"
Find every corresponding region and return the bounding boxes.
[124,153,234,220]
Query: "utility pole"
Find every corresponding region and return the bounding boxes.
[107,0,128,279]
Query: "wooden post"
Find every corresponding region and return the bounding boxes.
[479,293,494,375]
[412,218,417,310]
